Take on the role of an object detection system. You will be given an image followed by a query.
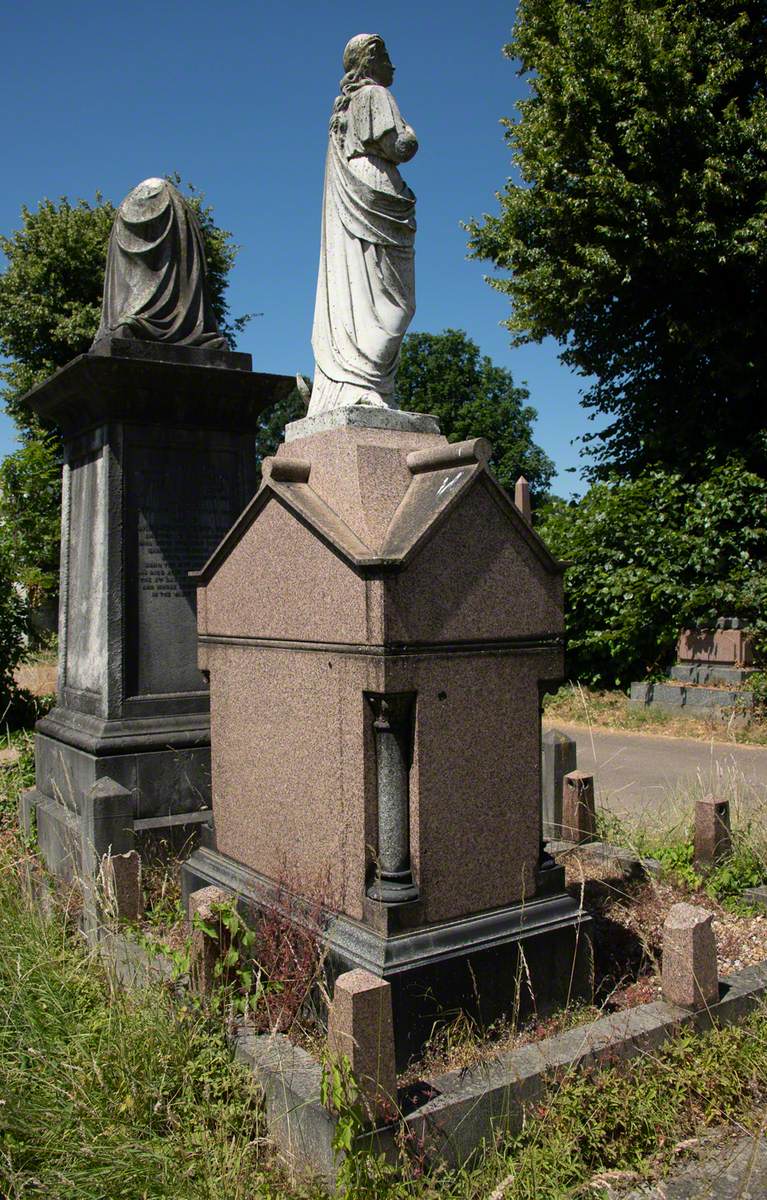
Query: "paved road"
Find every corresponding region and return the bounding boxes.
[543,721,767,830]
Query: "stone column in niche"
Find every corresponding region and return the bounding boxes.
[366,692,419,904]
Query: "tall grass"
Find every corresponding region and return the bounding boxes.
[0,838,289,1200]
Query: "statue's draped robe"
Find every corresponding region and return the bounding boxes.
[310,84,416,413]
[95,178,226,348]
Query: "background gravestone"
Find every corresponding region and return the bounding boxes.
[21,339,293,880]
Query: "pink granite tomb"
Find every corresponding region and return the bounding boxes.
[182,410,592,1064]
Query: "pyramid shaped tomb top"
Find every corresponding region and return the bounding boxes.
[194,422,564,648]
[275,421,447,552]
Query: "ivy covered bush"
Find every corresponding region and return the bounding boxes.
[537,459,767,688]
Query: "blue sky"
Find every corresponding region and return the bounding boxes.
[0,0,594,495]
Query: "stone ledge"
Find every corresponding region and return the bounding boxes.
[285,406,440,441]
[232,959,767,1181]
[547,839,662,879]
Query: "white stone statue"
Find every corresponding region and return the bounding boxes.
[308,34,418,416]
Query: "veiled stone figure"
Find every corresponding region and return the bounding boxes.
[309,34,418,415]
[94,177,227,349]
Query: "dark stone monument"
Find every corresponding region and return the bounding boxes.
[21,178,294,881]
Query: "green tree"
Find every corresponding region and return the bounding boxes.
[0,184,245,618]
[0,432,60,610]
[537,459,767,686]
[394,329,555,496]
[468,0,767,479]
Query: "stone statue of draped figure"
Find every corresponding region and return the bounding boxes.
[93,177,227,349]
[308,34,418,416]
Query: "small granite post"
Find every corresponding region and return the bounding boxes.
[188,885,231,996]
[694,795,731,869]
[327,969,397,1124]
[662,902,719,1009]
[562,771,596,843]
[514,476,532,525]
[542,729,577,840]
[100,850,143,922]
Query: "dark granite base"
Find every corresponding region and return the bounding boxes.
[34,718,211,818]
[30,717,212,882]
[32,793,81,882]
[182,845,593,1069]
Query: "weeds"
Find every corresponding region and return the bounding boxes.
[0,840,272,1200]
[544,683,767,745]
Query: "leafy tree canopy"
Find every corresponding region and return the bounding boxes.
[468,0,767,479]
[537,458,767,686]
[394,329,555,497]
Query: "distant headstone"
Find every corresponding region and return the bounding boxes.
[662,902,719,1009]
[542,729,577,840]
[694,795,731,868]
[327,969,397,1123]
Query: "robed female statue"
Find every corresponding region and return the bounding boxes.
[308,34,418,415]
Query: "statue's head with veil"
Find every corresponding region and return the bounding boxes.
[308,35,418,416]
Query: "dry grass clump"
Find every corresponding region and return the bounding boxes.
[544,682,767,745]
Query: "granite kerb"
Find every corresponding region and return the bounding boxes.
[546,839,662,879]
[24,875,767,1184]
[229,960,767,1179]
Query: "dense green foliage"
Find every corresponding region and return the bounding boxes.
[394,329,554,496]
[468,0,767,479]
[0,432,61,609]
[0,544,29,716]
[0,855,267,1198]
[537,459,767,686]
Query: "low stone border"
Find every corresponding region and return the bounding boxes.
[744,886,767,912]
[546,838,662,878]
[25,869,767,1187]
[230,959,767,1183]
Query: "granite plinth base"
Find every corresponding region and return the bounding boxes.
[30,712,212,882]
[669,664,757,686]
[30,794,81,882]
[182,845,593,1069]
[630,680,752,718]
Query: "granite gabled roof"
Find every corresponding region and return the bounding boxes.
[191,438,564,584]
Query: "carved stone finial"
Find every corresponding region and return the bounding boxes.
[515,476,532,525]
[93,177,226,350]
